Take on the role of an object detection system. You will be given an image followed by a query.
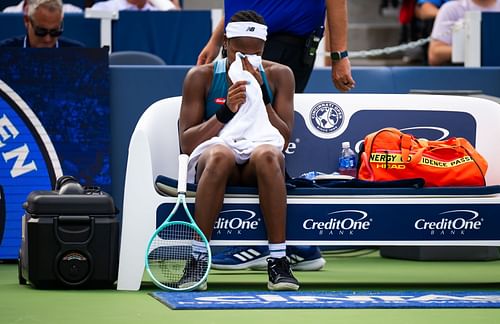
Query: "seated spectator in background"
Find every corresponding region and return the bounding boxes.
[0,0,84,48]
[90,0,178,11]
[400,0,450,64]
[148,0,180,10]
[428,0,500,65]
[415,0,451,20]
[3,0,83,13]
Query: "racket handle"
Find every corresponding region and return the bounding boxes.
[177,154,189,193]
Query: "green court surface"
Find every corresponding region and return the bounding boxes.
[1,249,500,324]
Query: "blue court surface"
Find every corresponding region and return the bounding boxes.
[151,290,500,310]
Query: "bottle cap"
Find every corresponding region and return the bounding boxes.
[342,141,350,149]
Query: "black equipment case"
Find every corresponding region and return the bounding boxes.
[19,186,119,289]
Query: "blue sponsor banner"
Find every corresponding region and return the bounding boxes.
[285,203,499,242]
[0,48,110,259]
[157,203,268,241]
[151,291,500,309]
[157,201,500,244]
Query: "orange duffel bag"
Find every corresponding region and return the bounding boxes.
[357,127,488,187]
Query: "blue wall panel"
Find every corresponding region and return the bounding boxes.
[481,12,500,67]
[305,67,395,93]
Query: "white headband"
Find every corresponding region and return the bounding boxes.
[225,22,267,41]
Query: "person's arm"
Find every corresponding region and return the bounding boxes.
[179,65,248,154]
[428,39,452,66]
[170,0,181,9]
[179,66,221,154]
[326,0,355,92]
[196,17,225,65]
[415,2,439,20]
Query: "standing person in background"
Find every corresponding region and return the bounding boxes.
[198,0,355,93]
[197,0,354,273]
[428,0,500,65]
[0,0,84,48]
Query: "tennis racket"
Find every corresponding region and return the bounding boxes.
[145,154,211,291]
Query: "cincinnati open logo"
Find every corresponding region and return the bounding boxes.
[414,210,483,236]
[0,80,62,248]
[310,101,344,133]
[214,209,262,235]
[303,210,372,236]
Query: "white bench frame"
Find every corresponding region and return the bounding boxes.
[117,94,500,290]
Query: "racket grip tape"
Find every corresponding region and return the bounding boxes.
[177,154,189,193]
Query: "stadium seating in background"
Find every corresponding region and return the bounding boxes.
[0,0,20,11]
[109,51,166,65]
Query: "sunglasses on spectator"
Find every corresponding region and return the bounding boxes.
[30,19,63,38]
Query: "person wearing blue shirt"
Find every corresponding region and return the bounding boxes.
[197,0,354,273]
[198,0,355,94]
[0,0,84,48]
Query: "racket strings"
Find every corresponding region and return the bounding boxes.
[147,223,208,289]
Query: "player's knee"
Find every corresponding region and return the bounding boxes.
[252,146,284,171]
[204,147,235,172]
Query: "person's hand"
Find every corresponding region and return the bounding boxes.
[331,58,355,92]
[240,56,263,85]
[196,42,221,65]
[226,80,248,112]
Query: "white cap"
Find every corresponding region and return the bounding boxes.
[342,141,350,149]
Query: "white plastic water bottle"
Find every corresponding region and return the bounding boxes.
[338,141,357,177]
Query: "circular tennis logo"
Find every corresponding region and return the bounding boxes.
[310,101,344,133]
[0,80,62,258]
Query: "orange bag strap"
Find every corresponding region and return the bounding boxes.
[401,133,425,165]
[400,133,412,163]
[455,137,488,176]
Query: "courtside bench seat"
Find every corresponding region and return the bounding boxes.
[155,175,500,197]
[117,93,500,291]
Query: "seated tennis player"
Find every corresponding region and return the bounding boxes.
[178,10,299,291]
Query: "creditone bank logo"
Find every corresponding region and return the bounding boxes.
[303,210,372,236]
[214,209,262,235]
[310,101,344,133]
[0,80,62,248]
[414,210,483,236]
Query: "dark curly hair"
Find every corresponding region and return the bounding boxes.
[229,10,266,25]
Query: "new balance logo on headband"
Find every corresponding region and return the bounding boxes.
[226,22,267,41]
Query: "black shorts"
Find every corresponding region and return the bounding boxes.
[263,33,315,93]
